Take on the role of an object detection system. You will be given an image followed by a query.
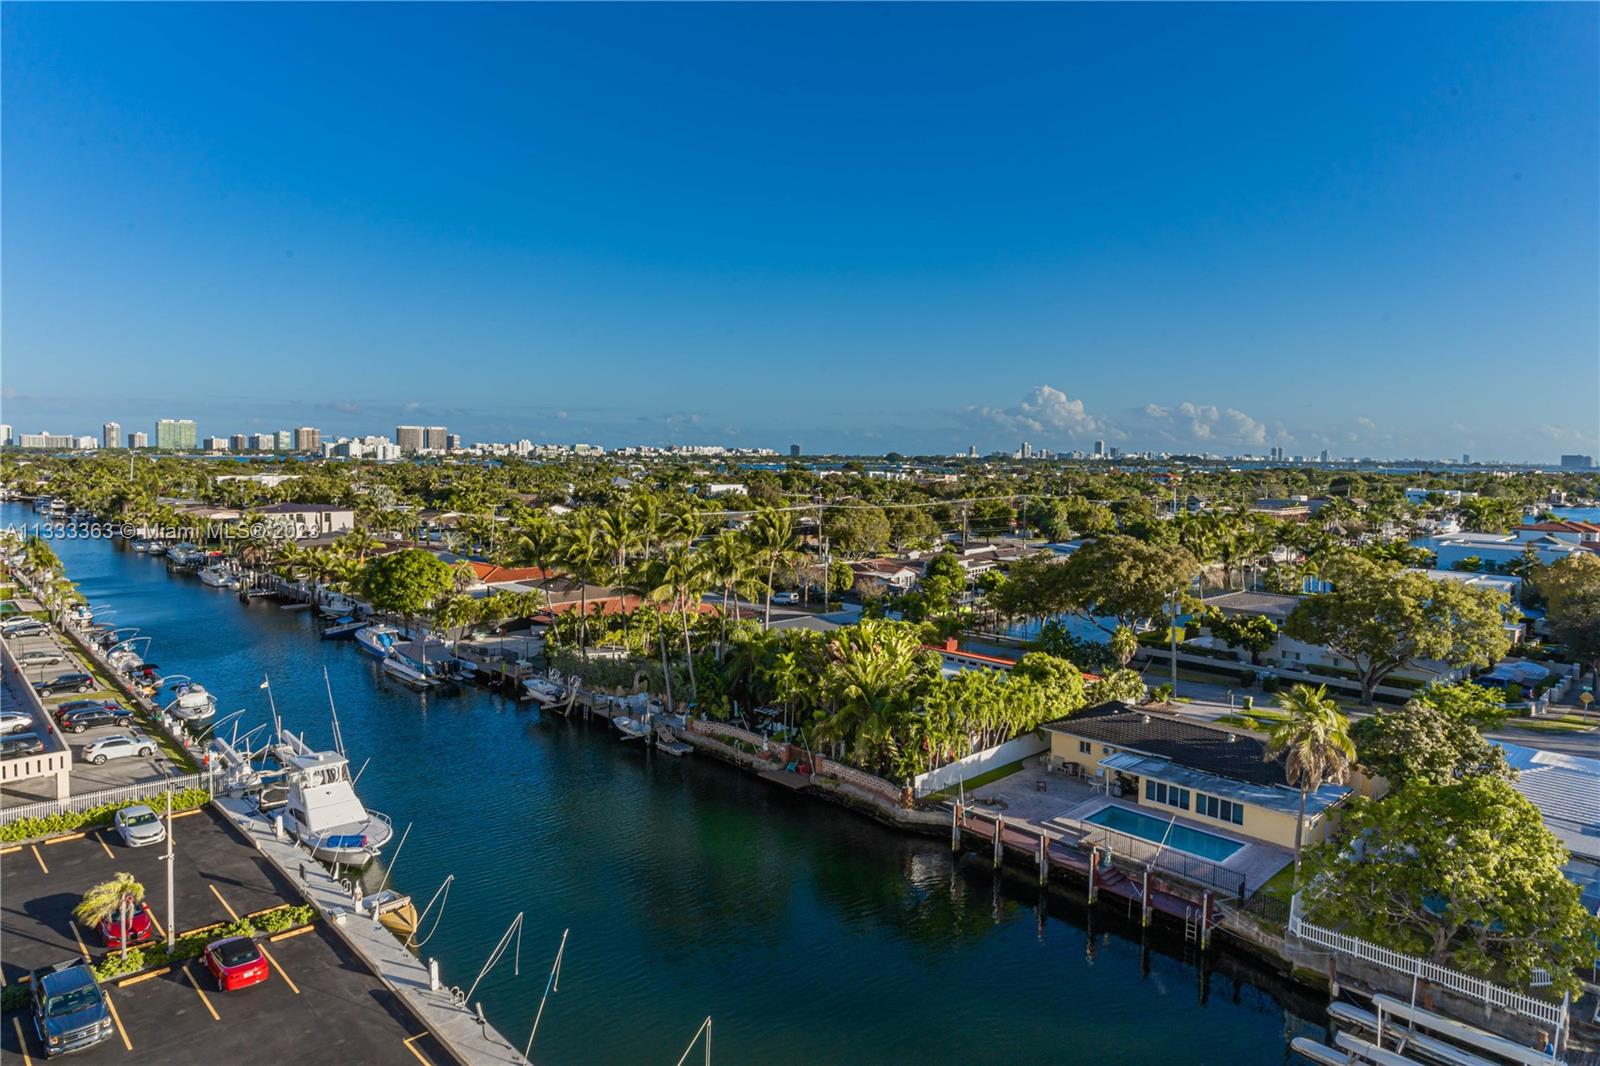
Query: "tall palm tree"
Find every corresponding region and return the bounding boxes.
[598,507,636,573]
[74,873,145,962]
[702,530,759,657]
[748,508,803,628]
[507,512,559,592]
[556,511,607,658]
[647,544,709,702]
[631,493,663,561]
[1265,684,1356,884]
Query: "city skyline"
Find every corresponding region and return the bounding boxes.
[3,4,1597,460]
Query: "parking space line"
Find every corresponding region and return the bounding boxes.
[103,990,133,1051]
[181,964,220,1021]
[208,883,240,921]
[146,908,165,940]
[0,844,21,855]
[259,945,298,994]
[171,809,203,820]
[29,845,47,874]
[97,834,114,860]
[402,1033,437,1066]
[12,1016,33,1066]
[69,922,90,961]
[42,832,84,845]
[269,925,315,942]
[116,967,169,986]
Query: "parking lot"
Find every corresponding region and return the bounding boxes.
[2,624,180,803]
[0,806,456,1065]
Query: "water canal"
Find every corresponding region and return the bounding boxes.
[3,502,1327,1065]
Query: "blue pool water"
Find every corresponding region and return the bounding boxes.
[1087,805,1245,862]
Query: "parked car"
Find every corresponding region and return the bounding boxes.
[33,673,95,698]
[202,936,270,992]
[15,649,66,667]
[771,590,800,605]
[82,734,156,764]
[98,902,155,950]
[58,704,133,733]
[30,960,113,1057]
[52,699,116,722]
[112,804,166,847]
[2,619,48,639]
[0,732,46,758]
[0,710,33,735]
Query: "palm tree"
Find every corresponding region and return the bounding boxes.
[507,512,559,592]
[702,531,759,657]
[748,508,803,628]
[1109,624,1140,668]
[631,493,663,561]
[556,511,607,658]
[646,544,709,702]
[1265,684,1356,884]
[598,507,636,572]
[74,873,145,962]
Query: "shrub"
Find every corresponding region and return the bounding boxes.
[254,904,315,933]
[92,949,150,982]
[1239,668,1258,687]
[0,788,209,844]
[1,984,29,1010]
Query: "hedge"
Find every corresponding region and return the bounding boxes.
[89,906,317,982]
[0,788,211,844]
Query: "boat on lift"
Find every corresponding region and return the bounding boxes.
[271,730,394,867]
[159,678,218,723]
[198,564,240,589]
[318,592,360,619]
[381,655,437,689]
[522,674,570,708]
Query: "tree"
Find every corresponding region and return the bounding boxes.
[75,873,145,962]
[1306,777,1600,995]
[886,506,939,551]
[823,505,891,557]
[1265,684,1355,882]
[1085,668,1145,706]
[1206,612,1278,664]
[1108,625,1139,668]
[1538,555,1600,682]
[919,551,966,615]
[1059,535,1201,633]
[827,559,854,595]
[1283,555,1512,705]
[1011,652,1087,719]
[748,508,803,628]
[1410,680,1512,730]
[361,549,454,621]
[556,511,608,656]
[1350,703,1512,787]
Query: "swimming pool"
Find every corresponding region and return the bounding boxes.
[1085,805,1245,862]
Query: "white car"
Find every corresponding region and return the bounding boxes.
[0,711,33,736]
[15,649,66,668]
[82,734,156,765]
[112,804,167,847]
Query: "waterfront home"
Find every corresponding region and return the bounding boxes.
[1423,529,1593,571]
[849,558,921,593]
[258,503,355,539]
[1043,702,1369,852]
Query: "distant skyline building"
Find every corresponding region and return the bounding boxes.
[293,426,321,452]
[1560,454,1596,470]
[1462,453,1471,465]
[790,444,800,458]
[1093,440,1105,458]
[128,431,148,449]
[1319,449,1330,463]
[0,424,12,447]
[230,434,248,451]
[446,432,462,452]
[202,436,229,451]
[395,425,424,453]
[102,421,121,450]
[276,430,291,450]
[425,426,448,452]
[154,418,197,450]
[250,432,275,451]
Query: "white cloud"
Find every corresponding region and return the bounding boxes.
[970,385,1103,439]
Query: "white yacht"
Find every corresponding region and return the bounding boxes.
[353,623,402,660]
[197,564,240,589]
[522,674,570,708]
[381,655,437,689]
[273,731,394,867]
[162,680,218,723]
[317,592,360,619]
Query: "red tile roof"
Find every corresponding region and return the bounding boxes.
[1521,520,1600,534]
[467,562,555,584]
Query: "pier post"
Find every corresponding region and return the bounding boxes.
[992,816,1004,869]
[1140,869,1151,927]
[1037,833,1047,886]
[1087,846,1099,903]
[951,804,961,853]
[1200,891,1212,949]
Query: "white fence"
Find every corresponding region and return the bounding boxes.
[0,771,208,827]
[1288,914,1567,1033]
[912,731,1048,799]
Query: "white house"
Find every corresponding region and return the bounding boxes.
[1424,530,1592,571]
[258,503,356,539]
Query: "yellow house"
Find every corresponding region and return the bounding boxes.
[1043,702,1355,851]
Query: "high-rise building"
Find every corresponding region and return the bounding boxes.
[446,433,462,452]
[154,418,198,450]
[18,432,75,449]
[1462,453,1471,465]
[203,436,230,451]
[1093,440,1105,458]
[1560,454,1595,470]
[250,433,275,451]
[294,426,321,452]
[128,431,149,449]
[276,430,292,450]
[789,444,801,458]
[395,425,425,453]
[425,426,448,452]
[74,436,97,451]
[103,422,121,450]
[230,434,248,451]
[0,424,12,446]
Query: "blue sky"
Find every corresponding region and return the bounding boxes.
[3,3,1596,460]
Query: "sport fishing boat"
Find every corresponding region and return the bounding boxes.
[353,624,402,660]
[522,674,570,708]
[272,731,394,867]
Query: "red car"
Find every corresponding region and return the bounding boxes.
[99,903,155,951]
[202,936,269,992]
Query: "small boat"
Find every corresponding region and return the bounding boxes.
[522,676,569,707]
[164,681,218,722]
[365,890,419,938]
[166,543,203,567]
[354,624,402,660]
[145,542,167,557]
[318,593,359,619]
[198,564,240,589]
[613,715,650,742]
[381,655,437,689]
[131,540,151,553]
[322,616,367,640]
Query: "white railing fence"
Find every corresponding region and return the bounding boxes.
[1288,913,1567,1033]
[1,771,207,827]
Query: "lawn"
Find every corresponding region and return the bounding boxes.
[922,758,1026,802]
[1504,718,1595,734]
[1258,863,1298,903]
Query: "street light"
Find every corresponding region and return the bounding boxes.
[150,757,175,951]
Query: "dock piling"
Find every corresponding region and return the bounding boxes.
[951,803,961,853]
[992,816,1004,869]
[1036,833,1047,886]
[1087,846,1099,903]
[1140,869,1151,927]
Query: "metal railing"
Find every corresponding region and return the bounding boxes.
[1288,914,1567,1033]
[1,771,207,827]
[1077,821,1248,900]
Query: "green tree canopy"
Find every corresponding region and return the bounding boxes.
[1350,702,1512,787]
[1410,680,1512,730]
[1060,535,1200,632]
[361,548,455,619]
[1283,554,1513,704]
[1306,777,1600,995]
[823,505,892,557]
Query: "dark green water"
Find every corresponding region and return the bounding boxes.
[5,503,1326,1064]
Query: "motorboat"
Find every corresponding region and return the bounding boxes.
[353,624,402,660]
[318,592,360,619]
[272,731,394,868]
[522,675,570,708]
[381,655,437,689]
[166,544,204,567]
[131,540,151,553]
[161,680,218,723]
[613,715,650,742]
[198,564,240,589]
[145,542,167,557]
[321,616,367,640]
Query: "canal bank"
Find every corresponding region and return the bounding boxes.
[2,504,1333,1065]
